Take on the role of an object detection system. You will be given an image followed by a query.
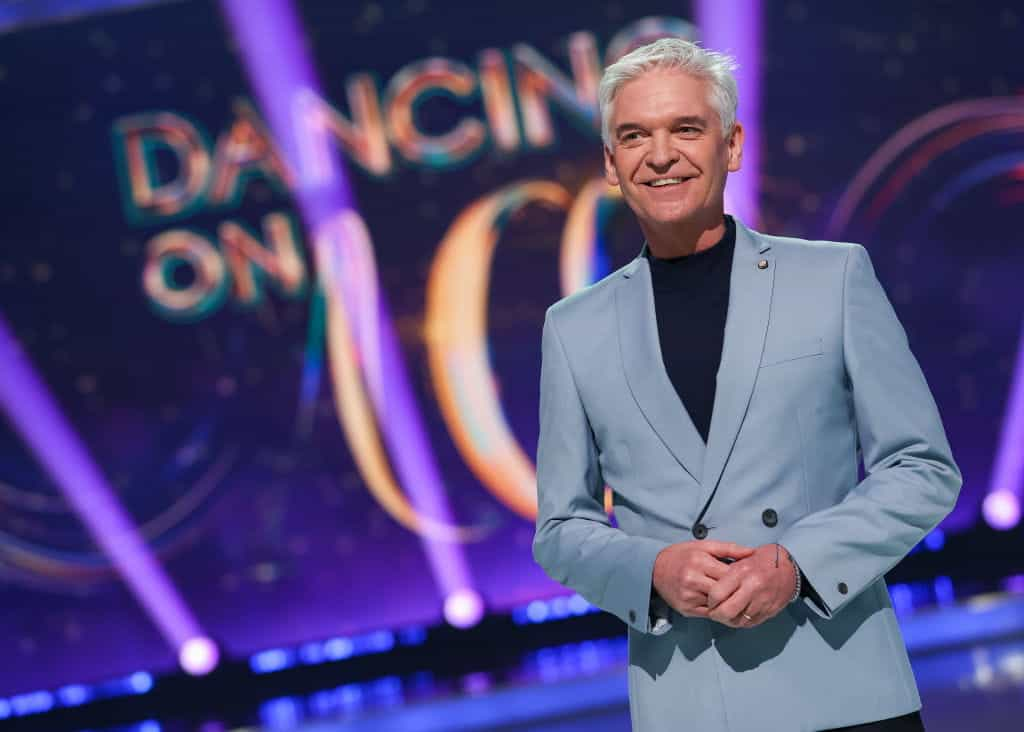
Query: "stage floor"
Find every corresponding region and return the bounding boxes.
[87,592,1024,732]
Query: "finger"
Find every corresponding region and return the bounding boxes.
[680,568,717,595]
[678,591,709,615]
[707,570,743,610]
[697,540,755,559]
[699,554,741,581]
[710,583,754,625]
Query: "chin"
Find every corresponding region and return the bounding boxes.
[642,208,698,227]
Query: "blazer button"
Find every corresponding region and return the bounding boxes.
[838,582,848,595]
[629,609,637,623]
[692,523,708,540]
[761,508,778,527]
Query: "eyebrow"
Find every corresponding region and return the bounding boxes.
[614,115,708,138]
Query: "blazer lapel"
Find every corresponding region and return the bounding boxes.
[696,220,774,512]
[616,254,706,485]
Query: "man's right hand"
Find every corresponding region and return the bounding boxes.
[652,540,756,618]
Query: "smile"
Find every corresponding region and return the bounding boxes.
[643,177,689,187]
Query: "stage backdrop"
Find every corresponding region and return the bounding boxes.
[0,0,1020,696]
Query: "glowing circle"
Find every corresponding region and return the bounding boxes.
[444,588,485,629]
[983,490,1021,531]
[178,636,220,676]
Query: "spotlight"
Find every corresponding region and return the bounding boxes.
[179,636,220,676]
[444,588,484,629]
[983,490,1021,530]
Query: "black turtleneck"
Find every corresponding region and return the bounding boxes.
[644,215,736,444]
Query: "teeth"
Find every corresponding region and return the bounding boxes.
[648,177,684,187]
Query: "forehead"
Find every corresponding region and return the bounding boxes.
[611,68,715,124]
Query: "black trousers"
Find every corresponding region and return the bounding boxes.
[821,710,924,732]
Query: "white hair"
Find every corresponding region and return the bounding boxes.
[598,37,739,149]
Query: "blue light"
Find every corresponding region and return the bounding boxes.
[934,575,955,606]
[10,690,54,715]
[361,630,395,653]
[259,696,301,730]
[57,684,91,707]
[129,671,154,694]
[251,648,295,674]
[398,626,427,646]
[550,595,570,619]
[924,528,945,551]
[526,600,549,623]
[323,637,354,660]
[0,699,10,718]
[339,683,363,708]
[299,642,325,665]
[137,720,161,732]
[371,675,403,698]
[568,594,591,615]
[890,583,914,615]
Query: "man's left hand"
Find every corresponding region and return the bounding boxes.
[705,543,796,628]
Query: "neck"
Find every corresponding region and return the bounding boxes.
[641,211,726,258]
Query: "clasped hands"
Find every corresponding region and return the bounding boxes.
[652,540,797,628]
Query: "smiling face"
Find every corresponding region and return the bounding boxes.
[603,68,743,238]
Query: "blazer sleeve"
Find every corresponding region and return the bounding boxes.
[533,308,671,634]
[777,243,962,619]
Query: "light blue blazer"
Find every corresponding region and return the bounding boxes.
[533,218,962,732]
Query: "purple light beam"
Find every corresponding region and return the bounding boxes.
[218,0,479,618]
[0,313,217,673]
[983,318,1024,530]
[696,0,762,228]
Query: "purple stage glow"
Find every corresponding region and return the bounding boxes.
[0,313,215,669]
[219,0,476,609]
[695,0,762,227]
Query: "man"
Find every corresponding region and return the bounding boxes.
[532,37,961,732]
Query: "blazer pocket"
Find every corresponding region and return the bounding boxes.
[760,335,824,368]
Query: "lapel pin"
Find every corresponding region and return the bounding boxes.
[757,259,769,270]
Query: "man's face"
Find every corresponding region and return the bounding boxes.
[603,68,743,229]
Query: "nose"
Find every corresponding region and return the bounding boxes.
[646,131,678,172]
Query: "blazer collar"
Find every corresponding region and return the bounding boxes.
[616,219,774,515]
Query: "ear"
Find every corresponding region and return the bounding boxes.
[726,121,744,173]
[603,144,620,186]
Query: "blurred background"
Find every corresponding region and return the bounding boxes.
[0,0,1022,730]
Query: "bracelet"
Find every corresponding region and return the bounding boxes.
[775,543,801,604]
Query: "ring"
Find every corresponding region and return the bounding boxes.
[742,613,753,621]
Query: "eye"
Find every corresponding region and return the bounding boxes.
[620,130,643,143]
[675,126,701,135]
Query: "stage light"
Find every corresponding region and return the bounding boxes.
[128,671,154,694]
[251,649,294,674]
[568,593,591,615]
[526,600,549,623]
[179,636,220,676]
[444,588,484,628]
[10,690,53,715]
[934,576,955,606]
[983,490,1021,530]
[323,637,354,660]
[57,684,91,707]
[889,583,913,615]
[924,528,946,551]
